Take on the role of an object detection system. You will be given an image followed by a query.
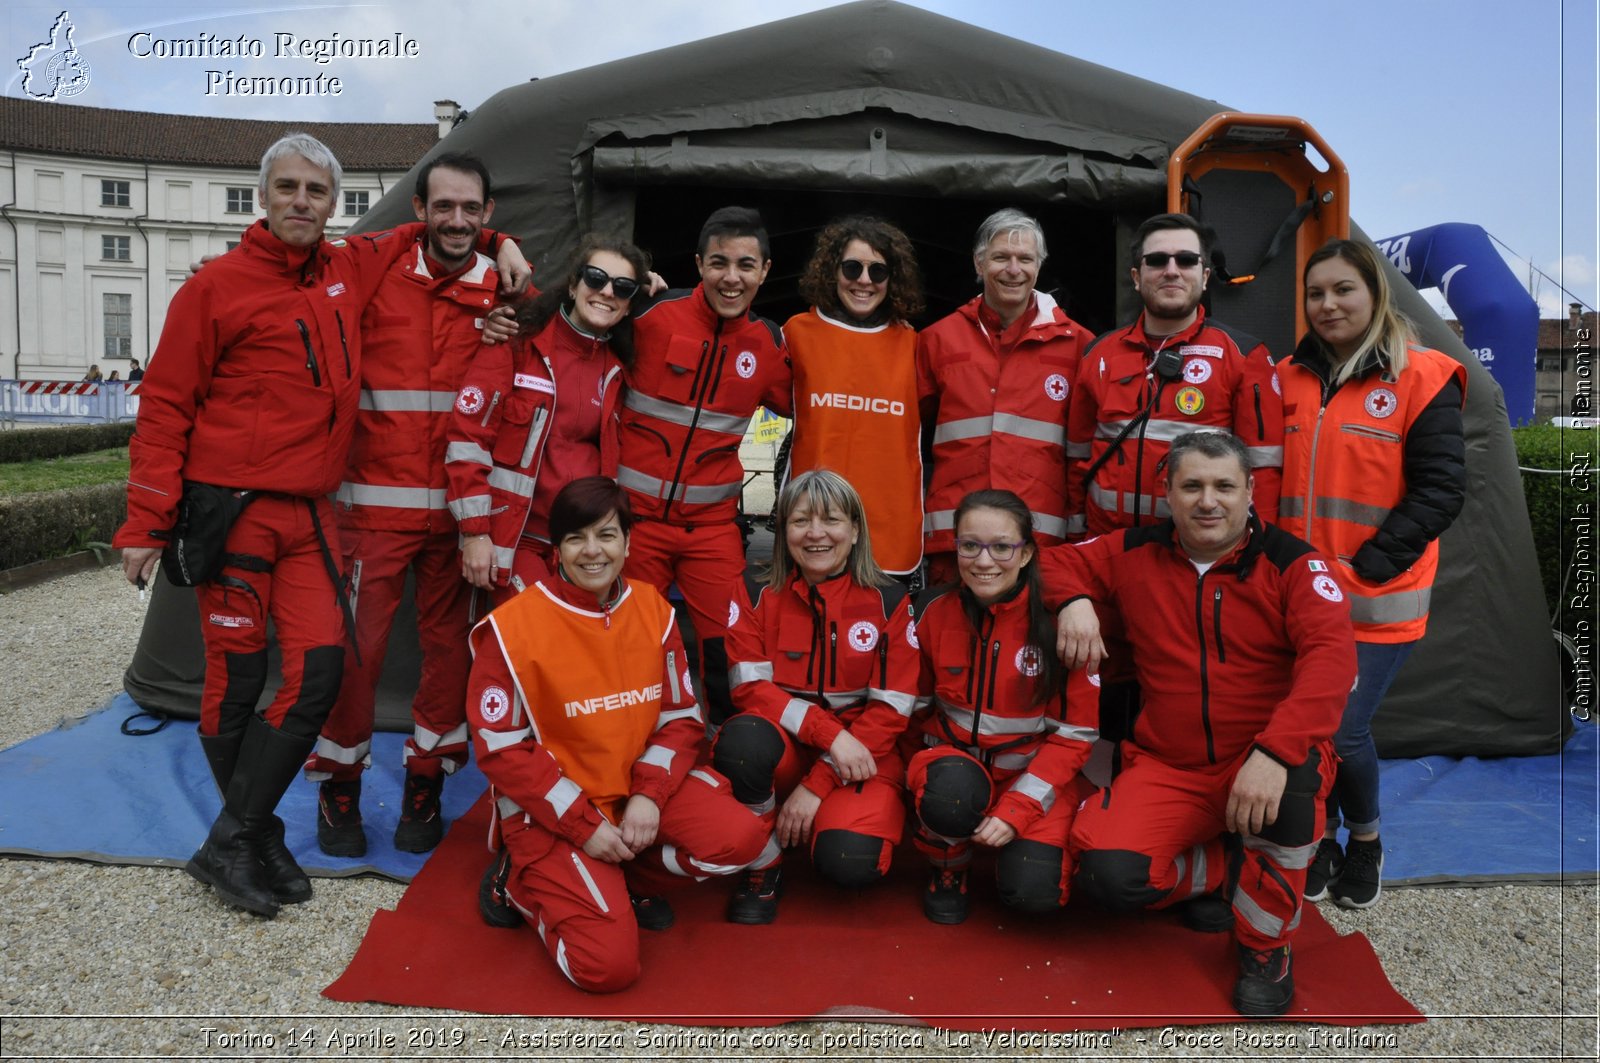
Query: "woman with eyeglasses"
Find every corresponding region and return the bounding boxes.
[711,470,921,924]
[906,489,1098,924]
[783,216,926,579]
[1279,239,1466,910]
[447,235,649,605]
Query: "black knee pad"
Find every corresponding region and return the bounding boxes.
[699,637,735,728]
[218,650,269,731]
[813,829,888,889]
[280,644,345,742]
[916,756,991,838]
[1072,848,1167,913]
[1259,747,1323,848]
[712,714,785,805]
[996,838,1064,913]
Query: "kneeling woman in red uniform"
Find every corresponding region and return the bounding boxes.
[713,470,921,923]
[909,490,1099,923]
[466,477,773,992]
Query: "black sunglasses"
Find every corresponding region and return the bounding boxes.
[1140,251,1205,269]
[840,259,890,284]
[579,264,642,299]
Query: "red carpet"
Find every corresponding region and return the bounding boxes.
[325,796,1422,1029]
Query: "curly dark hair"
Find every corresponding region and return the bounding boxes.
[797,215,925,325]
[515,234,651,367]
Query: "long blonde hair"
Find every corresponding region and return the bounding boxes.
[1304,239,1415,386]
[768,470,888,590]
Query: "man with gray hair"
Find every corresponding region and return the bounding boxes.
[114,133,526,919]
[916,207,1094,582]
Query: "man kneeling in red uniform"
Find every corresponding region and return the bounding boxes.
[1042,431,1355,1017]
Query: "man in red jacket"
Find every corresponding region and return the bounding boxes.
[1042,431,1355,1018]
[307,153,505,858]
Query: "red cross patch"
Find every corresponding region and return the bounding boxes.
[1364,387,1398,419]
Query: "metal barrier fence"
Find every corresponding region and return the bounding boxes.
[0,381,140,428]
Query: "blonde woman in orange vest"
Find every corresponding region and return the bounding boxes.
[465,477,775,992]
[784,217,926,580]
[1278,239,1466,910]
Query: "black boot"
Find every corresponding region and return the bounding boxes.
[186,728,280,918]
[193,726,310,904]
[240,716,317,904]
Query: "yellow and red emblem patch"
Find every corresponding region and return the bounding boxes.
[1174,386,1206,415]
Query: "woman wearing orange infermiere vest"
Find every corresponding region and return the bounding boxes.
[1278,239,1466,912]
[784,216,926,577]
[465,477,774,993]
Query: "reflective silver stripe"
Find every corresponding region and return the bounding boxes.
[924,509,955,533]
[657,704,703,728]
[1186,842,1208,898]
[749,833,784,870]
[1096,419,1224,445]
[1007,771,1055,812]
[450,493,491,520]
[933,416,993,445]
[1248,445,1283,468]
[445,440,493,466]
[1243,834,1318,871]
[666,650,681,704]
[336,483,448,510]
[991,749,1039,772]
[638,744,675,771]
[1234,887,1287,939]
[312,736,369,765]
[775,686,869,708]
[478,725,531,753]
[1066,440,1092,460]
[730,661,774,686]
[493,544,515,570]
[935,697,1050,736]
[868,687,919,717]
[1033,512,1069,540]
[1280,494,1390,530]
[779,698,811,736]
[623,389,750,436]
[412,722,470,752]
[928,506,1064,538]
[616,465,742,504]
[569,850,610,913]
[1278,496,1306,518]
[488,465,538,498]
[1065,513,1086,536]
[1350,586,1432,625]
[1049,721,1100,744]
[1088,481,1169,520]
[361,388,458,412]
[544,776,582,821]
[687,768,721,788]
[497,794,524,820]
[993,411,1066,446]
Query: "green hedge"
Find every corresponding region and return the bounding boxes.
[1515,424,1599,637]
[0,422,136,464]
[0,483,127,570]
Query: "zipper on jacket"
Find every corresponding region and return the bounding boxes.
[335,310,352,378]
[829,622,839,688]
[1212,587,1226,663]
[481,390,501,428]
[296,319,321,386]
[661,317,725,521]
[965,634,979,704]
[1253,384,1264,439]
[667,650,680,704]
[1193,572,1217,764]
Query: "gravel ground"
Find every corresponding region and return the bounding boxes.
[1,565,1595,1061]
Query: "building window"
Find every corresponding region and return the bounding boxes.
[344,190,370,216]
[226,241,240,252]
[225,187,254,213]
[100,179,131,207]
[104,293,132,359]
[102,235,131,262]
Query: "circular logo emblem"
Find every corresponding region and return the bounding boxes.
[1271,369,1282,396]
[847,621,879,652]
[905,618,919,650]
[1174,386,1206,415]
[1312,575,1345,603]
[735,352,757,379]
[1044,373,1069,401]
[1364,387,1398,419]
[456,385,485,415]
[727,600,740,628]
[682,669,694,697]
[479,685,510,723]
[1182,359,1213,384]
[1015,645,1042,676]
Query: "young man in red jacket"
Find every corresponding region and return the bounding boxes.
[1042,431,1355,1018]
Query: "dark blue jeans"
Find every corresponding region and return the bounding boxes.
[1326,640,1415,835]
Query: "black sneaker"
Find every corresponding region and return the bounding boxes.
[630,891,675,931]
[922,866,970,925]
[316,779,366,858]
[1233,943,1295,1017]
[1178,888,1234,933]
[728,864,783,924]
[1304,837,1344,902]
[478,849,522,929]
[1331,837,1384,909]
[393,772,444,853]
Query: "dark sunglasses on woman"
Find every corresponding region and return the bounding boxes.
[580,264,642,300]
[840,259,890,284]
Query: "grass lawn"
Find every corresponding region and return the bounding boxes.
[0,448,129,496]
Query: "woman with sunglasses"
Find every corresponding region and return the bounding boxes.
[1279,239,1466,910]
[784,216,926,579]
[906,489,1097,924]
[447,235,649,605]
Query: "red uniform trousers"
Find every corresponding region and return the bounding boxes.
[1069,741,1334,951]
[196,495,345,742]
[309,526,473,781]
[489,535,555,610]
[623,518,745,724]
[502,767,772,993]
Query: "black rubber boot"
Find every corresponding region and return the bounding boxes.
[185,728,280,918]
[240,716,317,904]
[194,725,310,904]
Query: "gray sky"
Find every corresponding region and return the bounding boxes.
[8,0,1596,316]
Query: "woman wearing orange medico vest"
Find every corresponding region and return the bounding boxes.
[466,477,773,993]
[1278,239,1465,911]
[712,470,921,924]
[907,489,1099,925]
[446,237,647,607]
[784,217,926,578]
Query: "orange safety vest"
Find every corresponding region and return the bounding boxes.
[1278,344,1466,642]
[785,308,923,574]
